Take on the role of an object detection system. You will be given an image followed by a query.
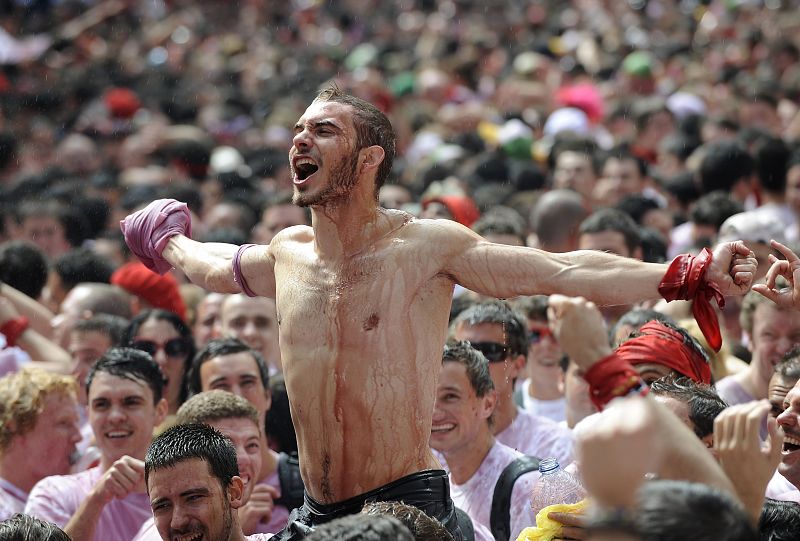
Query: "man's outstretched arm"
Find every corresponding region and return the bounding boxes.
[439,220,756,305]
[120,199,277,298]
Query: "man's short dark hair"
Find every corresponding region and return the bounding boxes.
[442,340,495,399]
[187,337,270,396]
[610,308,676,345]
[471,207,526,245]
[86,347,165,403]
[759,498,800,541]
[579,208,642,255]
[689,191,744,229]
[603,144,648,178]
[53,248,114,291]
[145,423,239,491]
[362,501,455,541]
[590,480,757,541]
[0,513,71,541]
[451,300,528,357]
[0,241,48,299]
[315,85,396,194]
[698,141,755,194]
[754,136,790,194]
[17,200,90,250]
[615,195,661,225]
[510,295,549,323]
[73,314,129,347]
[649,374,728,438]
[775,346,800,381]
[304,513,414,541]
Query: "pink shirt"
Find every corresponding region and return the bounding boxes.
[766,470,800,502]
[254,469,290,534]
[25,466,151,541]
[0,477,27,521]
[133,518,275,540]
[450,441,539,541]
[496,409,574,465]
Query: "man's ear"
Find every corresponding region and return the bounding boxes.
[227,476,245,509]
[154,398,169,427]
[510,353,526,378]
[359,145,385,172]
[480,390,497,421]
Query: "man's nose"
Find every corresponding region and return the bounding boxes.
[777,408,795,428]
[292,129,310,150]
[170,504,189,531]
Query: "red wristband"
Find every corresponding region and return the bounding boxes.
[583,352,649,410]
[658,248,724,352]
[0,316,29,347]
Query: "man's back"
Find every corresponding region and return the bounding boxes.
[271,215,457,503]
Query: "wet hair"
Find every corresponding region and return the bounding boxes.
[187,337,270,396]
[649,374,728,438]
[0,241,48,299]
[145,423,239,491]
[0,368,76,454]
[53,248,114,291]
[304,513,414,541]
[451,299,528,357]
[362,501,455,541]
[441,341,495,398]
[698,141,755,194]
[73,314,129,347]
[123,309,195,405]
[86,347,165,403]
[0,513,71,541]
[176,390,260,430]
[758,498,800,541]
[774,347,800,381]
[265,374,298,454]
[315,85,396,194]
[579,208,642,255]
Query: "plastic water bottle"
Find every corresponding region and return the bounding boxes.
[529,457,586,515]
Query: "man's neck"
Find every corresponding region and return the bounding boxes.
[0,453,36,493]
[742,365,768,400]
[310,201,398,260]
[443,432,495,485]
[259,441,279,481]
[491,393,518,435]
[228,514,248,541]
[527,375,563,401]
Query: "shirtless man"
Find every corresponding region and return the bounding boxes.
[121,86,758,540]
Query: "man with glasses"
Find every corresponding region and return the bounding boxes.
[450,300,573,463]
[511,296,566,423]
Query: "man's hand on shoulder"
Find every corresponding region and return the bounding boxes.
[707,241,758,296]
[91,456,146,505]
[547,295,611,372]
[752,240,800,309]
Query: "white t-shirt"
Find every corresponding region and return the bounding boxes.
[450,441,539,541]
[496,408,573,465]
[518,379,567,424]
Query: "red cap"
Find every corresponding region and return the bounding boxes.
[104,87,141,119]
[111,262,186,321]
[423,195,481,227]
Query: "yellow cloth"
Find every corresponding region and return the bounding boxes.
[515,500,588,541]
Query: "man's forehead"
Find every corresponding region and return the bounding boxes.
[90,372,152,397]
[204,353,261,376]
[297,101,353,127]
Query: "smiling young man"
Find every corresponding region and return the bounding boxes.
[430,341,537,541]
[774,378,800,502]
[145,423,272,541]
[133,391,275,540]
[25,348,167,541]
[121,86,758,539]
[187,338,295,534]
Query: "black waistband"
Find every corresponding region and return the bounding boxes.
[303,469,450,520]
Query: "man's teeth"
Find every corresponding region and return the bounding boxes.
[783,435,800,449]
[175,533,202,541]
[431,424,455,433]
[106,431,131,439]
[296,158,315,166]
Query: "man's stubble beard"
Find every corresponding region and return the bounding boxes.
[293,151,360,208]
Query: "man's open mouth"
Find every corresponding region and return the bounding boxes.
[431,423,455,434]
[294,157,319,182]
[783,435,800,454]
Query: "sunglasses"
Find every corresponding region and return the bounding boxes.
[469,341,510,363]
[529,328,553,344]
[131,337,191,358]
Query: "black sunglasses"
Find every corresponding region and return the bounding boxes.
[131,337,191,358]
[469,341,510,363]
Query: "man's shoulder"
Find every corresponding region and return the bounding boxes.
[29,467,100,498]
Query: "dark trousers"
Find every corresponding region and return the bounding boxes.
[272,469,467,540]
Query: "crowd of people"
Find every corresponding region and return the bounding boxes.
[1,0,800,540]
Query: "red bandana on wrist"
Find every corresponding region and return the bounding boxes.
[658,248,724,352]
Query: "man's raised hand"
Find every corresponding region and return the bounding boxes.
[547,295,611,372]
[708,241,758,296]
[752,240,800,309]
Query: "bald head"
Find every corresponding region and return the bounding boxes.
[529,189,589,252]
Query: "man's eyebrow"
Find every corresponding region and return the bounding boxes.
[294,119,342,131]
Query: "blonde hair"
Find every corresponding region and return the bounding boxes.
[176,390,260,430]
[678,318,730,381]
[0,368,77,453]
